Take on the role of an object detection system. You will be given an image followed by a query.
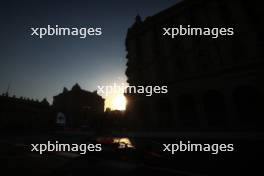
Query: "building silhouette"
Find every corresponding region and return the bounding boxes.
[125,0,264,131]
[0,94,51,131]
[53,83,104,128]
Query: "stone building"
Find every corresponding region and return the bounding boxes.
[53,83,104,128]
[125,0,264,131]
[0,94,51,131]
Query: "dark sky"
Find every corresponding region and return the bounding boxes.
[0,0,179,103]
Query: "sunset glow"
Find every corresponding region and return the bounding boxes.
[111,94,127,111]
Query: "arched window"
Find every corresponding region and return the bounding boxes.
[178,94,198,127]
[204,90,226,127]
[157,97,173,129]
[233,85,264,126]
[56,112,66,126]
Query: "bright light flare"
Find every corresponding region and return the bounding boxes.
[112,94,127,110]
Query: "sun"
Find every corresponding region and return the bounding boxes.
[112,94,127,111]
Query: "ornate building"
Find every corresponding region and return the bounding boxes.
[125,0,264,131]
[53,83,104,128]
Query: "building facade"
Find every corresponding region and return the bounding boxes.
[125,0,264,132]
[53,83,104,128]
[0,94,51,131]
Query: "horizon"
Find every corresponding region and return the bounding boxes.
[0,0,179,110]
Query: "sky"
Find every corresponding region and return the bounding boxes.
[0,0,179,109]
